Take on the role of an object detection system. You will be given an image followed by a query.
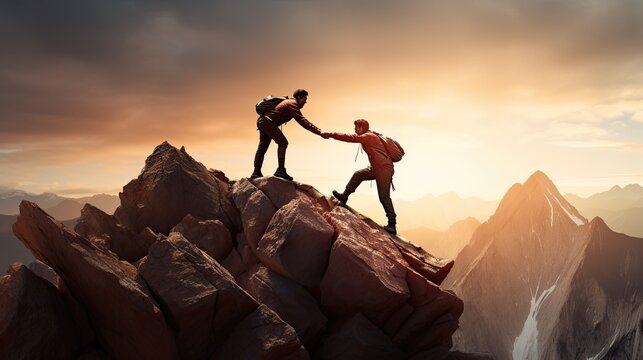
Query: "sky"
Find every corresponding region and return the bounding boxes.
[1,0,643,201]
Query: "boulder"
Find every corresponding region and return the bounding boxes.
[318,313,406,360]
[0,263,81,359]
[114,141,239,235]
[220,248,245,278]
[213,304,310,360]
[231,178,276,249]
[75,203,153,262]
[320,206,410,316]
[242,265,327,347]
[171,214,233,261]
[137,233,258,360]
[27,260,95,346]
[13,201,179,360]
[257,199,334,287]
[250,176,300,208]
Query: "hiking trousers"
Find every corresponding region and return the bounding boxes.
[344,165,396,224]
[254,116,288,169]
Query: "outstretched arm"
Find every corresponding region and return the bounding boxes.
[323,132,362,143]
[286,104,322,135]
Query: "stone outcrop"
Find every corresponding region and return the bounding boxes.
[114,142,240,234]
[5,141,472,359]
[170,214,233,261]
[12,201,179,359]
[75,203,155,262]
[0,263,81,359]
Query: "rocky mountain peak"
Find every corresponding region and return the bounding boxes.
[141,141,205,177]
[491,171,586,228]
[3,142,479,359]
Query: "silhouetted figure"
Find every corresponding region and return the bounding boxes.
[252,89,323,180]
[322,119,398,235]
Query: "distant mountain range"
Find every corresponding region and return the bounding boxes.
[0,191,117,272]
[565,184,643,237]
[0,190,119,219]
[444,171,642,360]
[350,192,498,231]
[402,217,481,259]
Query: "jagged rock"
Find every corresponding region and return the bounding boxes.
[13,201,179,359]
[231,178,277,249]
[27,260,95,347]
[114,141,239,235]
[320,206,410,315]
[213,304,310,360]
[257,199,334,287]
[0,263,81,359]
[318,313,406,360]
[241,265,327,347]
[221,248,245,278]
[137,233,258,360]
[250,176,300,208]
[75,203,154,262]
[171,214,233,261]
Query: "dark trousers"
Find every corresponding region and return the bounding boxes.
[254,116,288,169]
[344,165,396,224]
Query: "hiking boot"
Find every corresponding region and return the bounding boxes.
[250,169,263,179]
[332,190,348,204]
[383,224,397,235]
[274,167,293,181]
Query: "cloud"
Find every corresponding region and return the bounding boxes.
[2,0,643,196]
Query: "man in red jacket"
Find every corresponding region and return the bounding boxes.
[322,119,397,235]
[252,89,323,181]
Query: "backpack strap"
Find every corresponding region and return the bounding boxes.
[375,133,396,192]
[376,134,394,161]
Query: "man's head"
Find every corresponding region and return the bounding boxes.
[354,119,369,135]
[293,88,308,108]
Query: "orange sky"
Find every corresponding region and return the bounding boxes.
[1,1,643,200]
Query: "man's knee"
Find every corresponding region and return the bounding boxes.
[276,139,289,148]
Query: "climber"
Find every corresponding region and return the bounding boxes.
[252,89,324,181]
[321,119,398,235]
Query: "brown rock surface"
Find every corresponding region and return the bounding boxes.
[241,265,327,347]
[137,233,258,359]
[75,203,153,262]
[231,178,277,249]
[213,304,310,360]
[114,141,239,234]
[320,206,410,315]
[171,214,233,261]
[13,201,179,360]
[257,199,334,287]
[319,313,406,360]
[0,263,81,359]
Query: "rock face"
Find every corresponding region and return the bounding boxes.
[12,201,179,359]
[5,141,474,359]
[444,171,643,360]
[114,141,240,234]
[0,263,81,359]
[75,203,154,262]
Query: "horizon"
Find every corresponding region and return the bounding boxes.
[2,1,643,201]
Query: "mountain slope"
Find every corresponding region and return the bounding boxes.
[543,218,643,359]
[444,171,593,359]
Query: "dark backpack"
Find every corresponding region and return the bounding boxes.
[256,95,288,115]
[376,134,405,162]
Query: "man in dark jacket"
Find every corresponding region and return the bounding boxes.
[252,89,323,181]
[321,119,397,235]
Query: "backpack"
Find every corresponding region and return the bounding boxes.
[376,134,405,162]
[256,95,288,115]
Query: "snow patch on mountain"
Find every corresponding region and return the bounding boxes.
[547,189,585,226]
[512,280,558,360]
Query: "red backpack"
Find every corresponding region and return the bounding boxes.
[376,134,405,162]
